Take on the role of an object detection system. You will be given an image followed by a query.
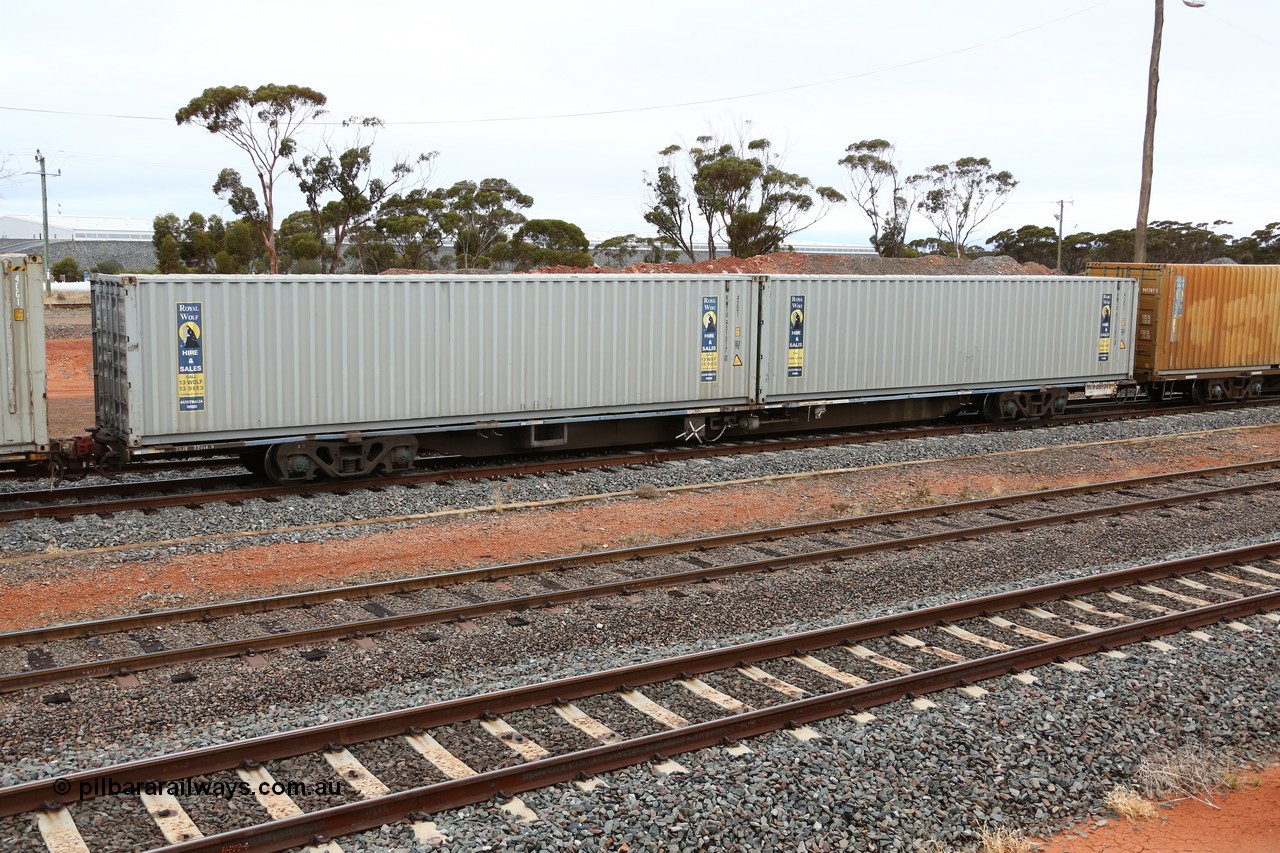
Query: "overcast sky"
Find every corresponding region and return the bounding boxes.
[3,0,1277,249]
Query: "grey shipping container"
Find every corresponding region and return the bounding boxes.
[757,275,1137,404]
[1,254,47,460]
[92,273,759,450]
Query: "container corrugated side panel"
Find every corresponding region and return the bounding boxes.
[1159,264,1280,374]
[116,274,755,446]
[1089,263,1280,377]
[759,276,1135,401]
[0,255,47,454]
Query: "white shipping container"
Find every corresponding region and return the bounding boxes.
[1,254,47,459]
[92,274,759,447]
[757,276,1137,402]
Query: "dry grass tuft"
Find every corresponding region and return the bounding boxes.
[489,481,515,511]
[1104,785,1158,821]
[634,483,662,500]
[977,825,1037,853]
[912,826,1037,853]
[913,842,951,853]
[1135,745,1243,808]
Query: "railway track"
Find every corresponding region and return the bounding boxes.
[4,459,1277,695]
[2,399,1276,524]
[4,542,1276,852]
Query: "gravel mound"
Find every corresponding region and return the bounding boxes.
[527,252,1057,276]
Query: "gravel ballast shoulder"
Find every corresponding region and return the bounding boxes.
[1,408,1279,851]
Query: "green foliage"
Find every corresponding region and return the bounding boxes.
[593,234,640,267]
[223,219,264,271]
[906,237,972,257]
[183,213,219,273]
[51,256,83,283]
[156,235,183,273]
[591,234,681,267]
[437,178,533,268]
[153,211,264,273]
[642,153,698,262]
[1231,222,1280,264]
[152,213,181,257]
[213,250,241,274]
[278,210,325,272]
[371,188,448,270]
[289,116,436,272]
[986,224,1059,268]
[838,139,915,257]
[289,258,324,275]
[912,156,1017,258]
[987,220,1252,272]
[92,259,124,275]
[176,83,328,272]
[343,227,400,273]
[1142,220,1232,263]
[344,177,533,271]
[502,219,593,271]
[644,126,843,260]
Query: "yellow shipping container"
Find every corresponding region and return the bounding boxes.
[1086,262,1280,402]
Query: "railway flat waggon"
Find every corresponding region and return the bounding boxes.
[83,271,1138,482]
[91,273,762,481]
[755,275,1136,423]
[0,254,47,464]
[1087,262,1280,403]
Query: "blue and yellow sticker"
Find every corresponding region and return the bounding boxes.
[177,302,205,411]
[700,296,718,382]
[1098,293,1112,362]
[787,295,805,378]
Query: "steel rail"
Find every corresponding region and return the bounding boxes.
[2,539,1276,819]
[152,588,1280,853]
[3,475,1278,693]
[4,458,1276,649]
[4,423,989,511]
[5,399,1274,522]
[0,472,251,506]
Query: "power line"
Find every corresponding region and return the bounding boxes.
[0,2,1117,128]
[1206,10,1280,51]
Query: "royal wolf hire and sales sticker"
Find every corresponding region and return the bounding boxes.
[177,302,205,411]
[700,296,718,382]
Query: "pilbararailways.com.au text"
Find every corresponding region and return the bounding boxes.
[56,777,344,801]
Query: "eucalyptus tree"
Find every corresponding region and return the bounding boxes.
[176,84,328,272]
[644,127,843,260]
[436,178,533,269]
[912,157,1017,258]
[642,146,699,262]
[838,139,915,257]
[374,188,448,270]
[500,219,593,271]
[289,116,436,272]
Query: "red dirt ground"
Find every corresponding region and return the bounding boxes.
[1039,764,1280,852]
[45,338,95,437]
[29,322,1280,852]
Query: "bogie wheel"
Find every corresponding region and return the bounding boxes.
[263,444,316,485]
[982,393,1019,422]
[1042,391,1069,419]
[1191,379,1224,406]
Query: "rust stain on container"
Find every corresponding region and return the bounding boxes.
[1087,263,1280,379]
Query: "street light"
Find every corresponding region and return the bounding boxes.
[1135,0,1206,263]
